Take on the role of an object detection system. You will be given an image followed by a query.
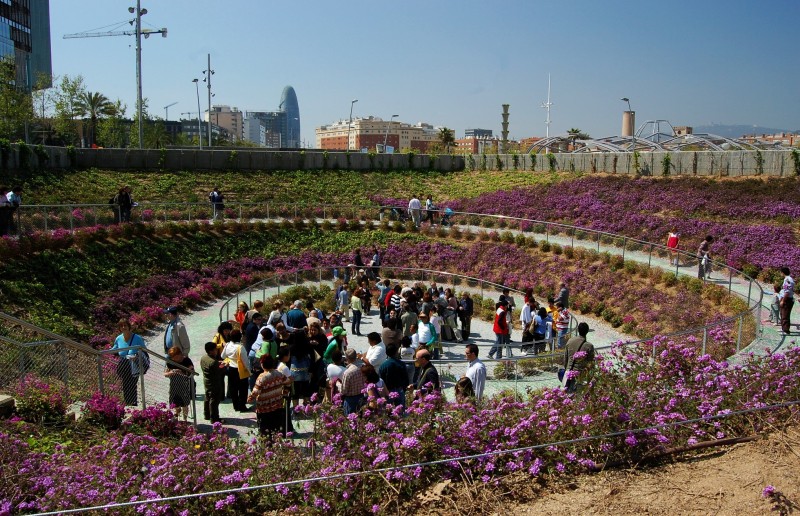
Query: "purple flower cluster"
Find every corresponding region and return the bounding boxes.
[81,392,126,430]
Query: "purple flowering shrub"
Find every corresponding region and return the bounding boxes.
[122,403,192,439]
[80,392,125,430]
[11,374,67,425]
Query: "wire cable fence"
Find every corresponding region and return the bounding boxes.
[29,398,800,516]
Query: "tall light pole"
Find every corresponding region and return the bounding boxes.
[203,54,214,147]
[347,99,358,150]
[383,114,399,152]
[131,1,145,148]
[193,79,202,149]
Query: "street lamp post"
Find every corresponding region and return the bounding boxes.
[347,99,358,150]
[193,79,202,149]
[203,54,214,147]
[383,114,399,152]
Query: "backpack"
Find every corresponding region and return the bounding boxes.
[109,195,118,206]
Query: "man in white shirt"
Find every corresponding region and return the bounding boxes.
[360,332,387,369]
[464,343,487,400]
[408,194,422,228]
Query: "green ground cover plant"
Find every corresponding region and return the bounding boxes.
[9,168,568,205]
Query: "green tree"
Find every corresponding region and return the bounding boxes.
[30,72,57,144]
[0,56,34,141]
[76,91,117,146]
[567,127,591,140]
[53,75,86,145]
[438,127,455,154]
[95,100,128,148]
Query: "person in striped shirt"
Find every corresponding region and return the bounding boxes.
[248,354,292,438]
[555,301,571,349]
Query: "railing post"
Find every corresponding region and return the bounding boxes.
[43,207,48,232]
[191,375,198,427]
[701,328,707,356]
[545,224,549,242]
[747,280,752,307]
[622,238,626,260]
[514,360,518,401]
[597,231,600,252]
[736,317,743,353]
[728,269,733,293]
[648,244,653,269]
[69,205,74,232]
[188,207,192,222]
[239,205,243,222]
[571,227,575,248]
[267,203,270,220]
[139,353,147,410]
[97,355,104,394]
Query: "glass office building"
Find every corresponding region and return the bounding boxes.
[0,0,51,90]
[279,86,300,148]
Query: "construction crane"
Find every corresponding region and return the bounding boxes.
[63,1,167,149]
[163,102,177,121]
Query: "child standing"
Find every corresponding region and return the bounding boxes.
[767,284,781,325]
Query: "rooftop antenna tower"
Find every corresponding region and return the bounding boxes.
[540,73,552,151]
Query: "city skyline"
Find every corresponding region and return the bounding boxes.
[50,0,800,147]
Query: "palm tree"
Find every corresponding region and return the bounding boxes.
[567,128,590,140]
[77,91,116,146]
[438,127,455,154]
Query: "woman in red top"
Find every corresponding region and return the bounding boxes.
[667,230,680,266]
[234,301,248,328]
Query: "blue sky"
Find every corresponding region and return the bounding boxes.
[51,0,799,145]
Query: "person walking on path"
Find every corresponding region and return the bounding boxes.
[667,230,680,266]
[464,343,486,400]
[561,322,595,393]
[697,235,714,280]
[200,341,226,424]
[163,307,191,356]
[408,194,422,228]
[780,267,795,335]
[209,187,225,220]
[111,319,147,406]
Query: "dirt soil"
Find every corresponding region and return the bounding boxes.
[410,426,800,515]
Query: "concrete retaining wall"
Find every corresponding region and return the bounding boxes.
[465,150,798,177]
[0,145,464,173]
[2,144,797,177]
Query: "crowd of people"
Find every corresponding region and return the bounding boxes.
[107,246,598,438]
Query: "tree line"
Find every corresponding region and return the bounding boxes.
[0,56,217,149]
